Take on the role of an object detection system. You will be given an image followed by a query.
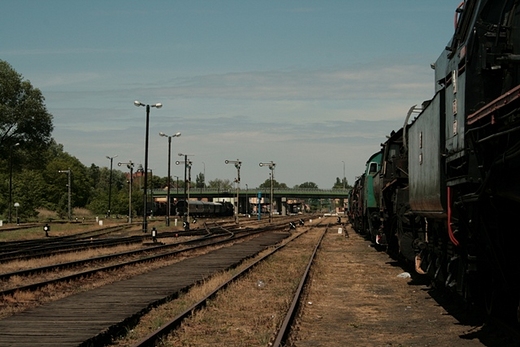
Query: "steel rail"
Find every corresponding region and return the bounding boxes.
[129,222,322,347]
[271,225,328,346]
[0,226,281,297]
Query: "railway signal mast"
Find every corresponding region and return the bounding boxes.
[159,132,181,227]
[225,159,241,224]
[259,161,275,223]
[176,153,193,230]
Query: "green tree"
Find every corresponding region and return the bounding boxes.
[259,179,288,189]
[298,182,318,189]
[208,178,232,191]
[0,60,53,164]
[41,144,93,217]
[332,177,349,189]
[0,60,55,219]
[196,172,205,189]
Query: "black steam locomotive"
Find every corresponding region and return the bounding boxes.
[349,0,520,324]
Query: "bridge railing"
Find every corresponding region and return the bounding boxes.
[150,187,350,199]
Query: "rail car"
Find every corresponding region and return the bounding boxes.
[347,174,365,232]
[350,0,520,325]
[174,200,234,218]
[363,152,383,243]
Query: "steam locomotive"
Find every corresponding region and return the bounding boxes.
[349,0,520,324]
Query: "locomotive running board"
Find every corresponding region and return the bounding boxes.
[467,84,520,125]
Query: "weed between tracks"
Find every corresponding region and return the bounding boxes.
[112,226,326,347]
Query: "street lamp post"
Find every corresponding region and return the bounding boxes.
[58,168,72,221]
[106,155,118,217]
[159,131,181,226]
[259,161,276,223]
[134,100,162,233]
[148,168,154,218]
[118,161,134,223]
[8,142,19,224]
[176,153,192,230]
[225,159,241,224]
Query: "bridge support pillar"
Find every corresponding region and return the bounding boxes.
[278,197,287,216]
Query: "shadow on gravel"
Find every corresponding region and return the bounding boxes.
[384,259,520,346]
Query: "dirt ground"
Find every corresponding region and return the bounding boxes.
[291,224,519,347]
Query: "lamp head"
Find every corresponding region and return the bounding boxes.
[154,103,163,109]
[134,100,144,107]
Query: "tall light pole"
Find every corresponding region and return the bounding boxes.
[148,168,154,218]
[8,142,19,224]
[259,161,276,223]
[118,161,134,223]
[225,159,241,224]
[159,131,181,226]
[176,153,192,230]
[106,155,118,217]
[134,100,162,233]
[58,168,71,221]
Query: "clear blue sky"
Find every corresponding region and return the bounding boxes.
[1,1,458,188]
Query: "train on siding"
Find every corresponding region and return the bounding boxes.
[174,200,234,218]
[348,0,520,324]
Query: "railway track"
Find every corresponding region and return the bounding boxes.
[0,224,137,262]
[5,216,512,346]
[116,220,329,347]
[0,222,290,297]
[0,219,298,346]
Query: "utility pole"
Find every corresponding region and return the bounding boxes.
[225,159,241,224]
[259,161,276,223]
[58,168,72,221]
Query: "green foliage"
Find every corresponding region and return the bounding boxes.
[298,182,318,189]
[332,177,350,190]
[259,179,288,189]
[0,60,53,163]
[208,178,232,190]
[196,172,205,188]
